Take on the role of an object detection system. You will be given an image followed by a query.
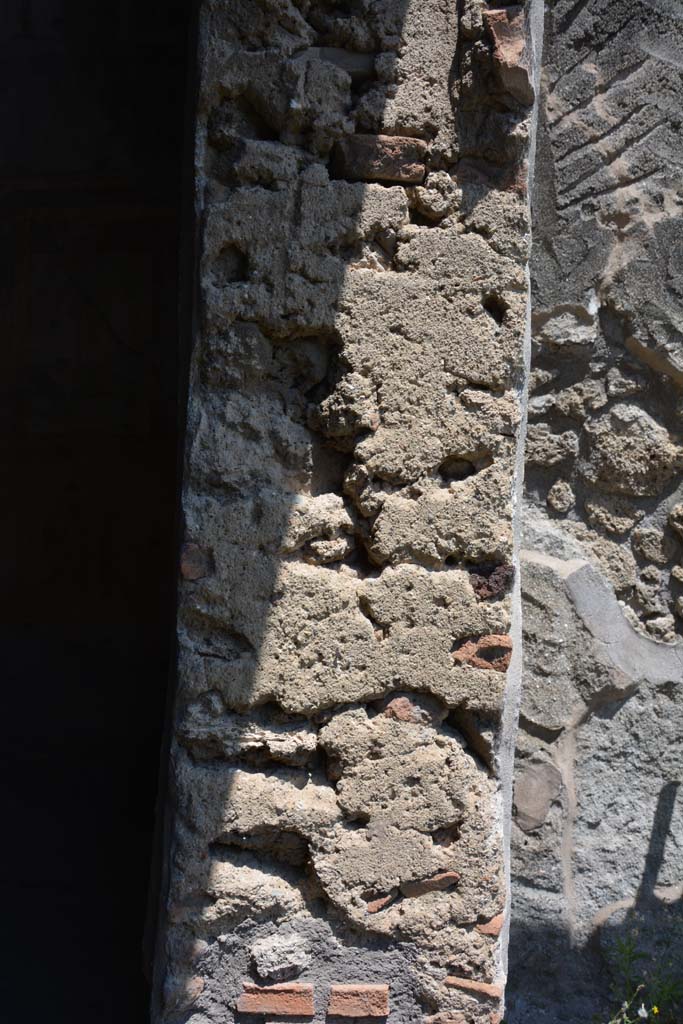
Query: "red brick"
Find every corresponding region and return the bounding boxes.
[237,982,314,1016]
[331,135,427,184]
[401,871,460,898]
[364,891,397,914]
[483,7,533,105]
[452,634,512,672]
[180,542,213,580]
[444,977,502,1000]
[475,912,505,937]
[328,984,389,1018]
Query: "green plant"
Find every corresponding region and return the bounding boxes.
[602,912,683,1024]
[610,936,648,1005]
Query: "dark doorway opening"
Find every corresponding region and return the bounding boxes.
[0,2,194,1019]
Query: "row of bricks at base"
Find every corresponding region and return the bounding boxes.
[237,977,504,1018]
[237,984,388,1018]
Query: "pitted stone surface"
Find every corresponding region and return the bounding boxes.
[250,932,312,983]
[522,0,683,643]
[155,2,535,1023]
[508,1,683,1019]
[509,545,683,1022]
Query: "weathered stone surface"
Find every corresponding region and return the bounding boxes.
[512,758,562,833]
[483,7,534,107]
[180,542,214,581]
[295,49,375,85]
[331,135,427,184]
[509,546,683,1021]
[407,172,461,222]
[251,932,312,983]
[579,404,683,498]
[507,544,683,1015]
[155,2,538,1023]
[508,1,683,1018]
[522,0,683,643]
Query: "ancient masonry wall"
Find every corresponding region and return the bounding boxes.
[508,1,683,1020]
[154,3,539,1023]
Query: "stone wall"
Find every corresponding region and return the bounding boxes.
[508,1,683,1019]
[154,3,539,1023]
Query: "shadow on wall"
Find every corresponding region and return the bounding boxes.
[507,782,683,1023]
[153,1,534,1023]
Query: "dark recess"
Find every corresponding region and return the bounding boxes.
[0,1,194,1020]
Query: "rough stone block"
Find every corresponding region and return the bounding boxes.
[156,1,536,1021]
[513,759,562,833]
[331,135,427,184]
[295,48,375,84]
[483,7,533,106]
[251,933,311,982]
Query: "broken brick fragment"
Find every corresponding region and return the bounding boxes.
[331,134,427,184]
[444,977,503,1000]
[236,982,314,1017]
[364,890,398,913]
[483,7,533,105]
[401,871,460,898]
[328,984,389,1018]
[382,696,423,723]
[452,634,512,672]
[475,912,504,937]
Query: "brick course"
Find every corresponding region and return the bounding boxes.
[328,984,389,1018]
[237,983,315,1017]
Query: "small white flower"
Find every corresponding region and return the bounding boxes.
[638,1004,648,1019]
